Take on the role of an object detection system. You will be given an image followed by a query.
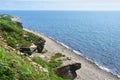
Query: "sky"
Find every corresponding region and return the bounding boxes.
[0,0,120,10]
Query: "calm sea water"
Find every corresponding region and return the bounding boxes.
[1,10,120,77]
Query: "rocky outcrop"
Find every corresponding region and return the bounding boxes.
[19,39,46,55]
[35,39,46,53]
[19,47,36,55]
[16,22,23,28]
[56,63,81,80]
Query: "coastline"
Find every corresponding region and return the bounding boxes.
[23,28,120,80]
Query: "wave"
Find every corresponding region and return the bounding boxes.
[82,54,120,78]
[95,62,120,78]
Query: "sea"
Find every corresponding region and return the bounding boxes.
[0,10,120,78]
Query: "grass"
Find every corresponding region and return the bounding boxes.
[0,17,26,47]
[31,57,70,80]
[0,47,49,80]
[31,53,71,80]
[51,53,65,60]
[0,47,69,80]
[0,14,71,80]
[32,53,65,69]
[0,14,44,48]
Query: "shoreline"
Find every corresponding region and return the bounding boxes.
[24,28,120,80]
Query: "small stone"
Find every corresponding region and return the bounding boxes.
[67,57,71,60]
[42,68,48,73]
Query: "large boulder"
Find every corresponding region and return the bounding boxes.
[56,63,81,80]
[19,47,36,55]
[35,39,46,53]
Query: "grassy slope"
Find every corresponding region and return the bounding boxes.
[0,14,70,80]
[0,47,67,80]
[0,15,43,48]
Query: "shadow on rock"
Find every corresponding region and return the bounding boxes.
[56,63,81,80]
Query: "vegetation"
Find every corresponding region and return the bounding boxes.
[0,14,43,48]
[0,14,70,80]
[51,53,65,60]
[32,53,65,69]
[0,47,44,80]
[0,46,68,80]
[31,53,69,80]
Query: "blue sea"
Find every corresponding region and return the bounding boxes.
[1,10,120,77]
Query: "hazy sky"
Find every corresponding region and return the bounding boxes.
[0,0,120,10]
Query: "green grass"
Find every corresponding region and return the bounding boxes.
[0,14,71,80]
[31,53,71,80]
[32,53,65,69]
[31,57,70,80]
[0,14,44,48]
[51,53,65,60]
[0,47,69,80]
[0,47,49,80]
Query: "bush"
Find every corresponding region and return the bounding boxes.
[51,53,65,60]
[49,60,62,68]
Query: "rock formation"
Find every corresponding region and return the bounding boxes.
[19,47,36,55]
[35,39,46,53]
[19,39,46,55]
[56,63,81,80]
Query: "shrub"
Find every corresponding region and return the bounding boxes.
[49,60,62,68]
[51,53,65,60]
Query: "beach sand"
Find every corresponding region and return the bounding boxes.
[24,28,120,80]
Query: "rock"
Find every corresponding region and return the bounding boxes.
[11,17,20,22]
[41,48,47,53]
[22,34,28,39]
[67,57,72,60]
[35,39,46,53]
[56,63,81,80]
[30,43,37,49]
[19,47,36,55]
[16,22,23,28]
[19,39,45,54]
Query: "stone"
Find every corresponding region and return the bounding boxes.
[67,57,71,60]
[19,47,36,55]
[30,43,37,48]
[35,39,46,53]
[56,63,81,80]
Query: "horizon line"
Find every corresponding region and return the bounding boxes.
[1,9,120,11]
